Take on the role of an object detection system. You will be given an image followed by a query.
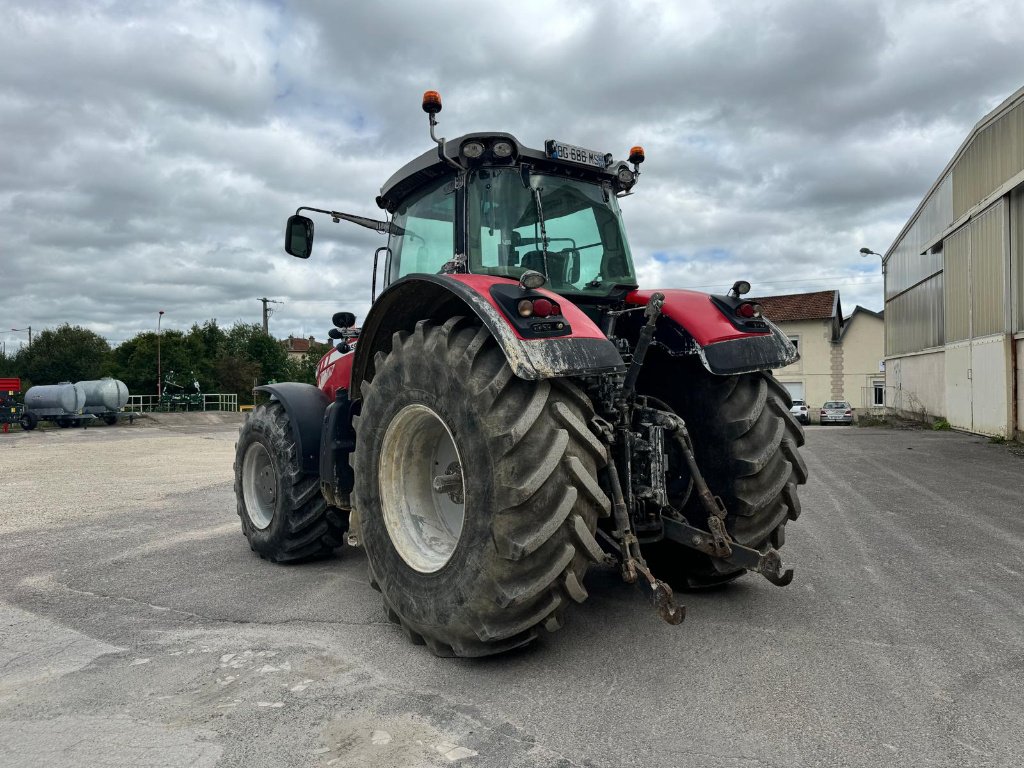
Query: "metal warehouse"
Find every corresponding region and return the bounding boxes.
[884,85,1024,438]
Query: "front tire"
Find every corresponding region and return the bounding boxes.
[20,412,37,431]
[353,318,611,657]
[234,401,346,562]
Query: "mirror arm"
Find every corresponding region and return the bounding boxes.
[296,206,403,236]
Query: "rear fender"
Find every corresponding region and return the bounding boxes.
[254,383,328,475]
[627,289,798,375]
[349,274,624,398]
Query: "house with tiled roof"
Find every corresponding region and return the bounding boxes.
[754,290,885,419]
[282,335,322,360]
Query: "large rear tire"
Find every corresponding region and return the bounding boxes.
[639,359,807,588]
[234,401,346,563]
[353,318,611,657]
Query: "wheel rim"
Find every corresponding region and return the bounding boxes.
[378,403,466,573]
[242,442,277,530]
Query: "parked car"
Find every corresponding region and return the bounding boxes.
[820,401,854,425]
[790,399,810,424]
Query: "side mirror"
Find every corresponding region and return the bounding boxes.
[285,215,314,259]
[566,248,581,284]
[332,311,356,329]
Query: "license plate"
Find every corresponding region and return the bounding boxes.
[545,140,611,168]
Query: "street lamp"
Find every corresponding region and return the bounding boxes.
[859,247,883,258]
[11,326,32,348]
[157,310,165,403]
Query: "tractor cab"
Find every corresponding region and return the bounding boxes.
[383,149,640,298]
[285,90,645,306]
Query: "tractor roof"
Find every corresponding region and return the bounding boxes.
[377,132,629,212]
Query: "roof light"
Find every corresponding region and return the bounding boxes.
[422,90,442,114]
[616,167,635,185]
[461,140,485,159]
[492,140,515,159]
[629,146,645,164]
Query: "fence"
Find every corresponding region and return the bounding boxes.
[125,393,238,413]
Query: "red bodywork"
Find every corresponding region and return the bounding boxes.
[315,280,767,400]
[0,378,21,394]
[316,344,357,402]
[626,289,768,345]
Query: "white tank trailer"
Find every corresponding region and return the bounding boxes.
[79,378,130,414]
[21,378,131,430]
[24,382,86,416]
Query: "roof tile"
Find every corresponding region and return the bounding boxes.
[752,290,838,322]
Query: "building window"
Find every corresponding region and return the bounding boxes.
[873,380,885,406]
[788,336,800,353]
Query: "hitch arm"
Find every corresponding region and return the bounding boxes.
[661,516,794,586]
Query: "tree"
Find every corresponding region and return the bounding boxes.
[224,323,290,385]
[287,341,333,385]
[16,324,112,386]
[110,330,191,396]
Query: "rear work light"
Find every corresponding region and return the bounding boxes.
[517,298,561,318]
[735,302,763,319]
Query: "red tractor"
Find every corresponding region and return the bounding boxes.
[234,91,807,657]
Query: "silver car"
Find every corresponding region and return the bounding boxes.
[820,401,853,425]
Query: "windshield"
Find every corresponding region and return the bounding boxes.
[467,167,637,294]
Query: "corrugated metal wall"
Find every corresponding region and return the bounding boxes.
[886,274,943,355]
[943,226,971,343]
[970,200,1006,337]
[886,176,951,300]
[953,101,1024,219]
[886,93,1024,355]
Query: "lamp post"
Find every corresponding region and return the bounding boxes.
[157,310,165,403]
[11,326,32,349]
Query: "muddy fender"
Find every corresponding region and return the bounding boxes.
[254,383,328,474]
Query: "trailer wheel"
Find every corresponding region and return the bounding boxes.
[20,412,37,431]
[103,414,118,426]
[639,359,807,589]
[353,318,609,657]
[57,417,72,428]
[233,400,346,563]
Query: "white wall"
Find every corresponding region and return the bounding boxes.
[888,351,946,420]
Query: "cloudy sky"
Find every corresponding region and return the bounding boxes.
[2,0,1022,353]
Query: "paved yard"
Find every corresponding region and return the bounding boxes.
[1,419,1022,767]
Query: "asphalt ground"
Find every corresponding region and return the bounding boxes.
[1,418,1022,767]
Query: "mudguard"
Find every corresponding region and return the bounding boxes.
[348,274,625,399]
[627,289,798,375]
[254,383,329,474]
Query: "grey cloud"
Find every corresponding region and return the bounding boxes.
[1,0,1021,352]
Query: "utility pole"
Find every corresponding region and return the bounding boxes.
[259,298,282,335]
[11,326,31,348]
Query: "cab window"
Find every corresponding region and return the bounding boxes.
[387,177,455,281]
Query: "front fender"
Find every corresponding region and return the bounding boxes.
[628,289,798,375]
[349,274,625,398]
[254,383,328,474]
